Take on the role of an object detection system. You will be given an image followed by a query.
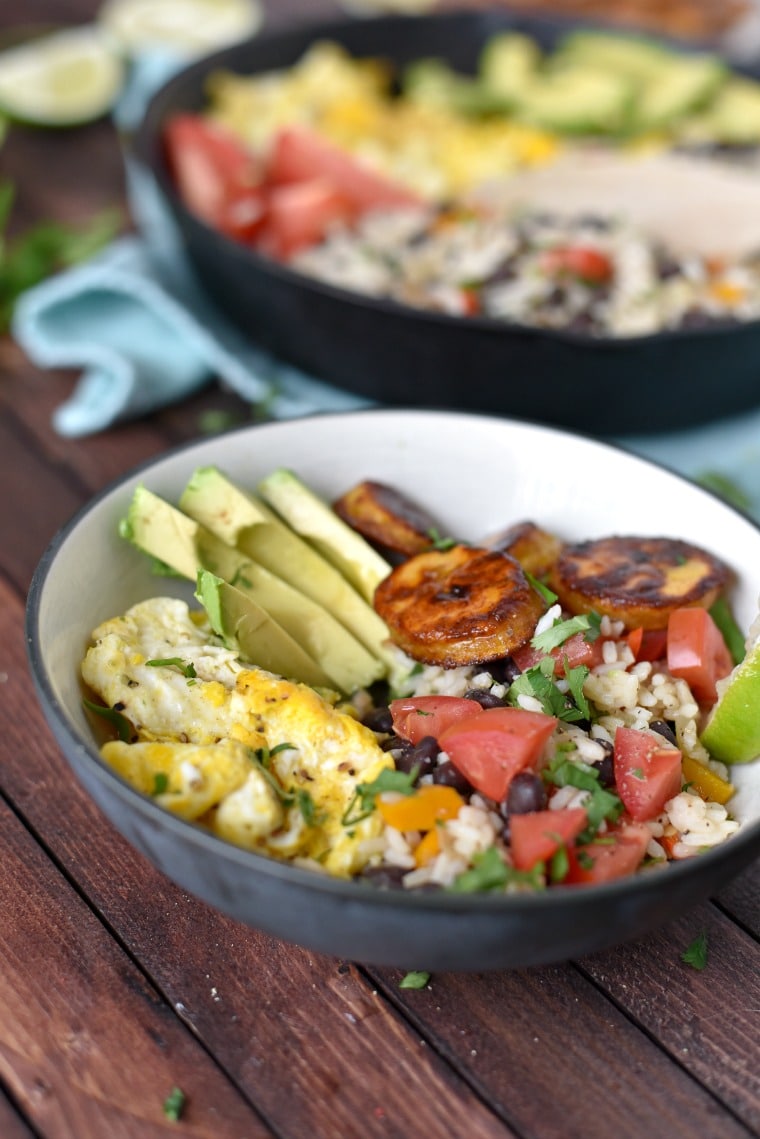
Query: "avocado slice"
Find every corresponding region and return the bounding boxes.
[403,57,506,116]
[257,469,392,607]
[512,67,633,135]
[479,32,541,105]
[554,30,670,83]
[695,76,760,144]
[179,466,395,668]
[121,485,385,693]
[633,53,726,132]
[196,570,333,689]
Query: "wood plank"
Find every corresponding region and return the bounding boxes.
[367,957,753,1139]
[7,578,519,1137]
[0,798,271,1139]
[0,1089,36,1139]
[716,862,760,935]
[578,906,760,1134]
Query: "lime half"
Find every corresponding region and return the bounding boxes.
[98,0,263,57]
[0,26,125,126]
[701,620,760,763]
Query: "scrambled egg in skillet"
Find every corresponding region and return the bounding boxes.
[81,597,391,876]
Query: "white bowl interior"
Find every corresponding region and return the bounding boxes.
[36,409,760,827]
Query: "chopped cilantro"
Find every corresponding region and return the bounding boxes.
[709,595,746,666]
[564,661,591,720]
[681,930,708,971]
[152,772,169,796]
[576,850,596,870]
[525,571,558,606]
[145,657,197,679]
[295,788,323,827]
[549,845,570,883]
[82,697,133,742]
[508,659,588,724]
[163,1086,186,1122]
[427,528,458,551]
[341,767,419,826]
[399,971,431,989]
[448,846,545,893]
[544,754,623,838]
[531,611,602,653]
[631,768,645,780]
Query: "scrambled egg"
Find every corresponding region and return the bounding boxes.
[206,41,559,198]
[81,597,391,876]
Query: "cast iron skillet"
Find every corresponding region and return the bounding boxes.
[132,9,760,436]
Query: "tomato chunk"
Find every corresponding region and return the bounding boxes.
[627,626,668,663]
[667,607,733,705]
[257,178,352,259]
[565,822,651,884]
[541,245,614,284]
[389,695,482,746]
[613,726,682,822]
[510,806,588,871]
[266,126,422,214]
[512,630,606,677]
[164,114,261,227]
[438,707,557,802]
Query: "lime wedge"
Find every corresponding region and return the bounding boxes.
[0,26,125,126]
[98,0,263,57]
[701,623,760,763]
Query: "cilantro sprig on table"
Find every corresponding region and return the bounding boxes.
[0,179,121,332]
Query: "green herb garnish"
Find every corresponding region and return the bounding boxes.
[696,470,752,513]
[508,658,587,724]
[448,845,546,893]
[531,611,602,653]
[342,766,419,826]
[549,845,570,883]
[525,571,558,606]
[681,930,708,971]
[82,697,133,742]
[709,595,746,666]
[145,658,197,679]
[152,772,169,796]
[163,1086,186,1122]
[427,527,458,551]
[399,971,431,989]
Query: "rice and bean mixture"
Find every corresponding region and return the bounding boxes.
[292,205,760,337]
[352,611,739,893]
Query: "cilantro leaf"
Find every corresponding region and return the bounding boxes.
[152,772,169,796]
[163,1086,186,1122]
[399,970,431,989]
[531,611,602,653]
[448,846,545,893]
[525,571,558,606]
[427,527,458,551]
[342,766,419,826]
[681,930,708,971]
[82,697,133,742]
[508,660,588,724]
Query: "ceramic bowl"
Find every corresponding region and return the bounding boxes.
[26,410,760,969]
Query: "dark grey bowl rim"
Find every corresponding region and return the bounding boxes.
[25,409,760,918]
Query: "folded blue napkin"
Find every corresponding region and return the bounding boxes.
[11,49,760,520]
[12,47,372,437]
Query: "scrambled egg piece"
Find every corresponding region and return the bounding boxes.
[81,597,391,875]
[206,41,559,198]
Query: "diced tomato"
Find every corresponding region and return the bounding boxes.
[512,631,606,677]
[266,126,422,214]
[459,287,481,316]
[540,245,614,284]
[256,178,352,259]
[438,707,557,802]
[627,626,668,663]
[666,607,733,705]
[389,695,482,746]
[510,806,588,871]
[565,821,651,884]
[613,726,682,822]
[163,114,261,227]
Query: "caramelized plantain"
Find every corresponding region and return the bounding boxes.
[549,535,730,629]
[482,521,563,579]
[332,480,439,559]
[374,544,546,667]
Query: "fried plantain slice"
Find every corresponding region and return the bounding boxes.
[333,480,439,558]
[482,520,563,579]
[549,535,731,630]
[374,544,546,667]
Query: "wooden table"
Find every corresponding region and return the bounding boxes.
[1,2,759,1136]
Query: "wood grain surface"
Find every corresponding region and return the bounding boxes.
[1,2,759,1137]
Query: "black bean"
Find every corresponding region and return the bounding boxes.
[394,735,439,779]
[489,657,522,685]
[502,771,547,818]
[592,753,615,789]
[650,719,678,747]
[359,865,406,890]
[432,759,473,795]
[463,688,506,709]
[363,705,394,733]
